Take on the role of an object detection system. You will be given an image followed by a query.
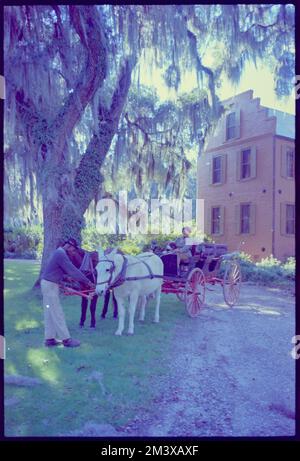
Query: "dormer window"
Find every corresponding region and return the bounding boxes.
[225,109,241,141]
[226,112,236,140]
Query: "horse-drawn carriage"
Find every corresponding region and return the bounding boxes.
[157,242,242,317]
[60,240,242,333]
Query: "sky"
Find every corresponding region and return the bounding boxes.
[138,59,295,115]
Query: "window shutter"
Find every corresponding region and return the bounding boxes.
[236,151,241,181]
[286,149,295,178]
[280,146,287,178]
[221,154,227,184]
[219,206,225,235]
[280,203,286,235]
[250,146,257,179]
[235,204,241,235]
[249,204,256,235]
[235,109,241,139]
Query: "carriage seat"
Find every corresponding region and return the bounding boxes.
[195,243,228,257]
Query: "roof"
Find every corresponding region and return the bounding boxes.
[267,108,295,139]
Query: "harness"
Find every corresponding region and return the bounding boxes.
[96,254,163,290]
[79,252,96,283]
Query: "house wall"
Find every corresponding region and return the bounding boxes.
[197,90,295,261]
[274,136,295,260]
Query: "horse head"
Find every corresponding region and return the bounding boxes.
[95,247,119,296]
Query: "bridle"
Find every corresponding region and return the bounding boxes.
[96,256,123,289]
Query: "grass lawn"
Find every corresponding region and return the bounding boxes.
[4,260,186,437]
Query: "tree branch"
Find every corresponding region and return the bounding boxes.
[108,57,137,121]
[73,57,135,214]
[51,6,108,163]
[124,112,178,137]
[187,29,217,113]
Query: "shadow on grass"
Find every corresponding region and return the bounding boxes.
[4,260,184,436]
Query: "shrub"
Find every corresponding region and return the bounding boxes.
[282,257,295,280]
[220,252,295,288]
[4,224,295,290]
[4,226,43,259]
[237,253,294,286]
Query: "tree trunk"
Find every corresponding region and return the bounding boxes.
[35,58,135,286]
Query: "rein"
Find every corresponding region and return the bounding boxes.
[62,285,95,300]
[60,249,97,299]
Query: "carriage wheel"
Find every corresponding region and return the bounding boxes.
[185,268,205,318]
[223,260,241,307]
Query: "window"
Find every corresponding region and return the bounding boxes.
[210,206,224,235]
[240,204,250,234]
[211,207,220,234]
[241,149,251,179]
[225,109,241,142]
[226,112,236,140]
[212,156,222,184]
[280,203,295,236]
[210,154,227,185]
[236,203,255,235]
[286,150,294,178]
[286,204,295,235]
[237,146,256,181]
[281,146,295,179]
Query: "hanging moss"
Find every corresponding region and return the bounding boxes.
[4,4,295,229]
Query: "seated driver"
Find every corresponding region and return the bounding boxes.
[166,226,192,270]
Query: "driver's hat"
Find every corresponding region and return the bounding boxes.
[63,238,79,249]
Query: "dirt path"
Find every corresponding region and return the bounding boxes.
[122,283,295,437]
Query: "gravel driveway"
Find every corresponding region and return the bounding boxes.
[122,282,295,437]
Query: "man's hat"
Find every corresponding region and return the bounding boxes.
[63,238,79,249]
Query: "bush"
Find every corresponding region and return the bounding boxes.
[4,226,43,259]
[236,253,295,287]
[282,257,295,280]
[219,253,295,288]
[82,225,212,255]
[4,224,295,290]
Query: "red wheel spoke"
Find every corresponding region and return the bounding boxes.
[185,268,205,317]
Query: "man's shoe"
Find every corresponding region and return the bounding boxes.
[45,338,61,347]
[63,338,80,348]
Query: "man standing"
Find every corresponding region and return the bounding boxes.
[41,238,94,348]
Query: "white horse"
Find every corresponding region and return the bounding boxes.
[95,248,163,336]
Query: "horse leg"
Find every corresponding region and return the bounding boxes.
[128,291,139,335]
[112,292,118,319]
[90,295,98,328]
[139,295,147,322]
[114,294,125,336]
[153,287,161,323]
[80,297,88,327]
[101,290,110,319]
